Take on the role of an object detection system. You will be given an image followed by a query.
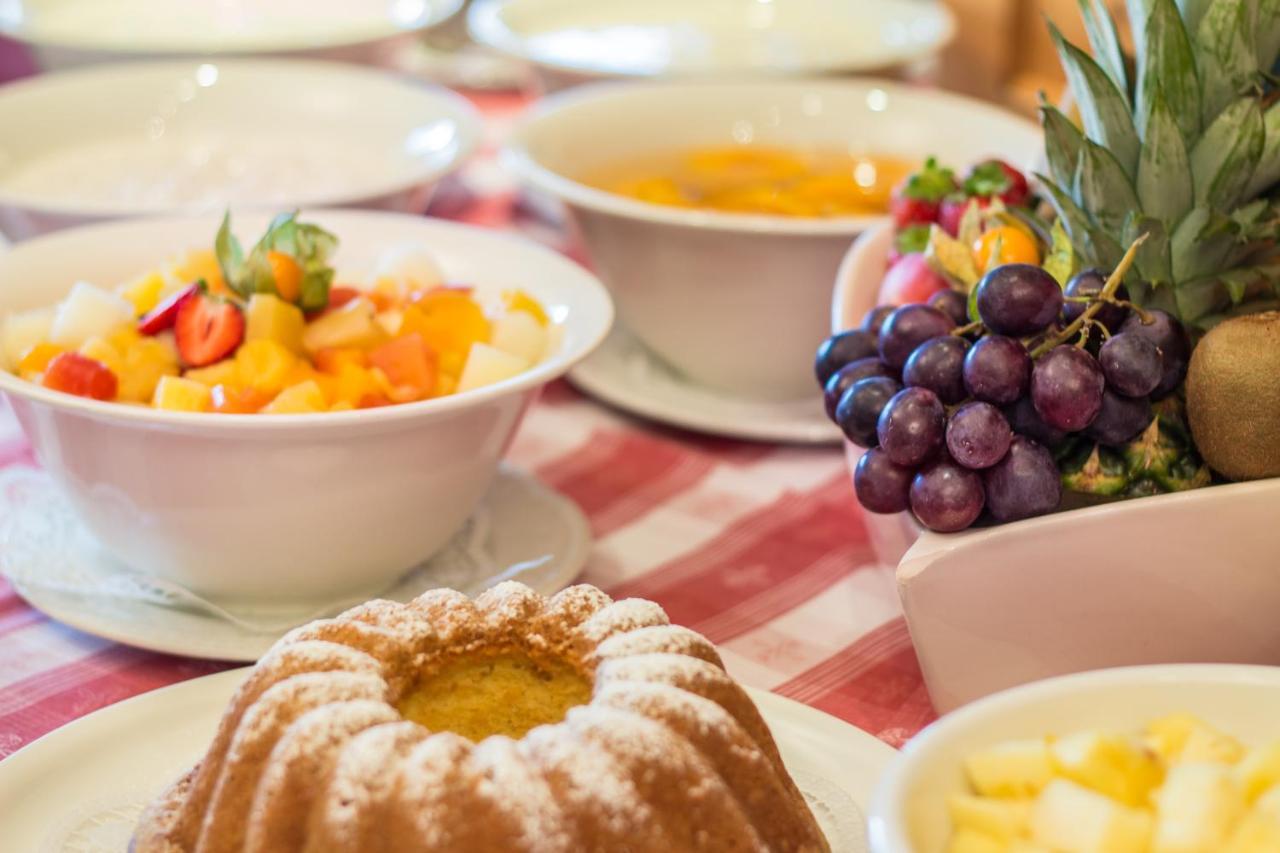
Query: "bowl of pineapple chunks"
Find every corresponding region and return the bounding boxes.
[0,209,612,604]
[869,664,1280,853]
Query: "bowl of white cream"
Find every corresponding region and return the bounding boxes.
[0,58,481,240]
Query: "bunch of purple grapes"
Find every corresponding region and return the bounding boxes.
[815,263,1190,532]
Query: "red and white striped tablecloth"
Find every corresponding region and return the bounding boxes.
[0,85,936,762]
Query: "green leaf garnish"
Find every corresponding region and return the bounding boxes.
[962,162,1012,199]
[901,157,957,202]
[894,224,931,256]
[214,211,339,312]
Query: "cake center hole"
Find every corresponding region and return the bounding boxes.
[397,652,592,742]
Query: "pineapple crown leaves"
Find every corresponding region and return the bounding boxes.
[1043,0,1280,330]
[215,211,338,312]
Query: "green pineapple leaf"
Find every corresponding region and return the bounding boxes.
[1189,96,1265,209]
[1077,0,1130,98]
[1041,103,1086,191]
[1038,174,1126,270]
[1122,214,1173,285]
[1257,0,1280,67]
[1072,141,1141,234]
[1126,0,1155,58]
[1244,100,1280,199]
[1194,0,1261,125]
[1136,86,1195,223]
[1136,0,1203,147]
[1175,0,1216,33]
[1049,21,1142,177]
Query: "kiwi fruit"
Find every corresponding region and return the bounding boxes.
[1185,311,1280,481]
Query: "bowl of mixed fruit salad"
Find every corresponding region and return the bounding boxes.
[0,210,613,604]
[870,664,1280,853]
[820,0,1280,709]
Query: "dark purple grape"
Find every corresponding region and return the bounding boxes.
[974,263,1064,336]
[861,304,896,334]
[1062,269,1130,330]
[815,329,879,386]
[823,358,895,420]
[835,376,902,448]
[909,458,985,532]
[962,335,1031,405]
[1084,390,1154,447]
[878,305,956,370]
[946,402,1013,469]
[1003,396,1067,447]
[927,289,970,326]
[903,336,969,404]
[877,387,946,467]
[1031,345,1105,432]
[854,447,916,514]
[981,435,1062,522]
[1119,310,1190,398]
[1098,332,1161,398]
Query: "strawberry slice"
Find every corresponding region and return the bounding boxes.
[175,293,244,367]
[137,283,200,335]
[42,352,118,400]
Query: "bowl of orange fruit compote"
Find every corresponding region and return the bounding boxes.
[0,210,613,604]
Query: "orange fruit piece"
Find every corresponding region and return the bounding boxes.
[368,333,437,400]
[42,352,118,401]
[210,384,275,414]
[267,251,303,303]
[313,347,369,374]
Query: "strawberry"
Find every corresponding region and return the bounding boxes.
[42,352,118,400]
[962,159,1030,207]
[889,157,958,229]
[175,293,244,367]
[137,282,199,335]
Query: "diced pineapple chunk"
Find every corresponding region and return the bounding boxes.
[1153,763,1246,853]
[235,339,298,396]
[502,289,549,326]
[302,298,383,354]
[966,739,1056,798]
[16,342,65,380]
[2,306,56,370]
[490,309,548,365]
[261,380,325,414]
[948,827,1008,853]
[244,294,306,355]
[1226,785,1280,852]
[949,794,1031,841]
[375,309,404,336]
[1236,742,1280,803]
[119,271,167,315]
[1051,731,1165,806]
[152,375,212,412]
[184,359,241,388]
[1146,715,1245,765]
[1031,779,1152,853]
[79,336,123,375]
[118,338,179,403]
[107,324,142,353]
[455,342,529,394]
[50,282,136,349]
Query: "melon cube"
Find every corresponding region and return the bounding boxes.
[49,282,135,349]
[1031,779,1152,852]
[302,298,383,354]
[262,380,325,414]
[1153,763,1246,852]
[1051,730,1165,806]
[1,306,56,370]
[244,294,306,355]
[490,309,548,365]
[152,375,212,412]
[949,793,1031,841]
[966,739,1055,798]
[456,343,529,393]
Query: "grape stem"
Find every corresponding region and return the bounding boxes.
[952,319,985,336]
[1030,234,1148,358]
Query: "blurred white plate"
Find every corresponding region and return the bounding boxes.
[569,326,841,444]
[470,0,955,90]
[0,669,892,852]
[0,0,463,58]
[0,59,480,238]
[2,465,590,662]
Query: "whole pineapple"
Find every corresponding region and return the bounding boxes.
[1040,0,1279,492]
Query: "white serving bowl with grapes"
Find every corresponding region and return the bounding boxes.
[831,223,1280,712]
[0,210,613,606]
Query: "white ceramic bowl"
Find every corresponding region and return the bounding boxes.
[869,664,1280,853]
[0,210,613,606]
[506,79,1041,401]
[0,59,481,240]
[832,223,1280,713]
[469,0,955,93]
[0,0,464,69]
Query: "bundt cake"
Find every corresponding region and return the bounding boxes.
[133,581,830,852]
